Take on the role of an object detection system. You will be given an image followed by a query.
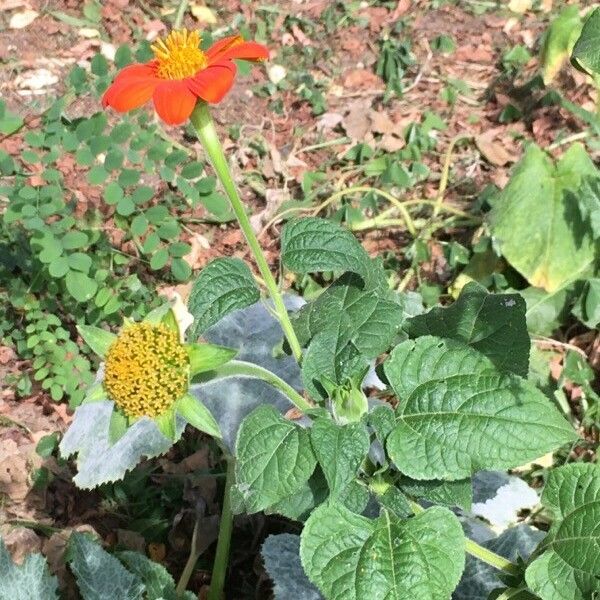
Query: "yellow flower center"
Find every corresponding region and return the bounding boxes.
[151,29,208,80]
[104,323,189,418]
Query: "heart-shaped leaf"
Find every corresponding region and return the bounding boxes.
[384,337,577,480]
[525,463,600,600]
[234,405,316,513]
[300,503,465,600]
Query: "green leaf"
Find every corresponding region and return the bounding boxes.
[490,144,597,292]
[116,551,196,600]
[571,7,600,76]
[540,6,582,84]
[521,285,573,336]
[60,401,184,488]
[295,267,403,402]
[310,418,370,497]
[300,503,465,600]
[264,469,329,522]
[108,409,128,445]
[175,393,221,438]
[301,327,368,402]
[367,404,395,446]
[77,325,116,357]
[62,230,89,249]
[66,271,98,302]
[68,252,93,273]
[406,282,529,376]
[262,534,321,600]
[281,217,371,281]
[187,343,237,375]
[573,175,600,239]
[150,247,169,270]
[36,433,59,458]
[187,258,260,339]
[48,256,69,278]
[154,407,177,441]
[293,271,405,359]
[234,405,316,513]
[67,532,144,600]
[384,336,577,480]
[0,538,58,600]
[0,102,24,135]
[525,464,600,600]
[170,258,191,281]
[90,53,109,76]
[399,477,472,511]
[572,278,600,328]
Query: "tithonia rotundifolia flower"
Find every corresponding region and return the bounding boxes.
[101,29,269,125]
[78,303,237,441]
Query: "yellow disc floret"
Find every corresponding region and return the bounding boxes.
[151,29,208,80]
[104,322,189,418]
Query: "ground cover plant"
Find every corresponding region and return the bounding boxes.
[1,1,600,599]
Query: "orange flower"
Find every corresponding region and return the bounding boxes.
[102,30,269,125]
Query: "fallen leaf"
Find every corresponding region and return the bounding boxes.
[343,68,383,90]
[291,24,312,46]
[343,100,371,141]
[101,41,117,61]
[379,133,405,152]
[369,110,396,135]
[143,19,166,41]
[0,440,37,502]
[182,234,210,270]
[117,529,146,553]
[0,346,15,365]
[316,112,344,131]
[148,542,166,562]
[190,3,217,24]
[267,64,286,85]
[475,132,513,166]
[16,68,59,92]
[508,0,532,13]
[0,1,28,11]
[391,0,410,19]
[0,527,42,564]
[9,8,38,29]
[79,27,100,38]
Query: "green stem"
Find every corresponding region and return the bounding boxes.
[207,456,235,600]
[409,501,516,574]
[173,0,189,28]
[176,518,201,596]
[433,135,473,219]
[190,103,303,364]
[193,359,313,413]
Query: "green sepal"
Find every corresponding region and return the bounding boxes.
[81,382,108,404]
[77,325,116,358]
[143,303,172,326]
[175,393,221,438]
[108,408,128,444]
[161,307,180,334]
[155,406,177,441]
[324,376,369,424]
[187,343,237,376]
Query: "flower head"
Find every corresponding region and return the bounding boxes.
[102,29,269,125]
[104,322,189,418]
[77,303,237,441]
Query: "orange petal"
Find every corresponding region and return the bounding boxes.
[206,35,243,60]
[113,61,158,83]
[187,61,236,104]
[152,80,197,125]
[102,74,159,113]
[207,35,269,63]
